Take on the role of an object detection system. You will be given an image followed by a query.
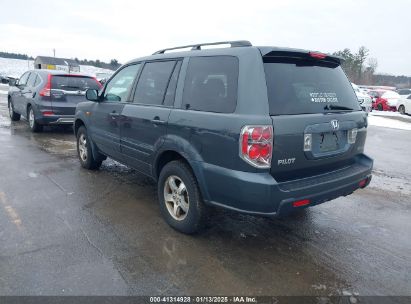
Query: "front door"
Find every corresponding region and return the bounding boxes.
[89,63,141,160]
[121,60,181,175]
[13,72,31,115]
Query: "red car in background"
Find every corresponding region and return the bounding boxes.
[369,90,401,111]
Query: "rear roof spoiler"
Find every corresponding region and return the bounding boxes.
[259,47,344,65]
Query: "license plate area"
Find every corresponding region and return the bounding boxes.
[319,132,340,152]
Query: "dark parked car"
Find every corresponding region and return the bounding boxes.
[74,41,373,234]
[8,70,101,132]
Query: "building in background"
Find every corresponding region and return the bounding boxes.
[34,56,80,73]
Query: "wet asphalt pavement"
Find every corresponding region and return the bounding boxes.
[0,86,410,296]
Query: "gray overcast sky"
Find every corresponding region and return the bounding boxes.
[1,0,410,75]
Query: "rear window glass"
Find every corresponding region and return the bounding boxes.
[183,56,238,113]
[133,61,177,105]
[264,57,361,115]
[51,76,100,91]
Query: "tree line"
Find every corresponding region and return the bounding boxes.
[0,51,121,71]
[73,58,120,71]
[333,47,410,88]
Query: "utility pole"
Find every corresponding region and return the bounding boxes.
[53,49,56,57]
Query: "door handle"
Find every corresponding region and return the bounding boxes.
[110,112,121,119]
[151,116,166,125]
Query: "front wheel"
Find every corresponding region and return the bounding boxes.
[398,105,405,115]
[28,106,43,132]
[158,160,207,234]
[76,126,102,170]
[8,100,20,121]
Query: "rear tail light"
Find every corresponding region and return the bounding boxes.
[240,125,273,168]
[348,128,358,144]
[359,177,370,188]
[309,52,327,59]
[42,111,54,116]
[39,74,52,97]
[293,199,310,207]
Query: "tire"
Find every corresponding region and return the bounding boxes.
[76,126,102,170]
[158,160,207,234]
[27,106,43,132]
[398,105,405,115]
[377,103,383,111]
[8,99,20,121]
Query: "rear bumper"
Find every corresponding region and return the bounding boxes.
[36,115,75,125]
[193,154,373,216]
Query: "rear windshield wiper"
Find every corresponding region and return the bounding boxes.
[324,104,353,111]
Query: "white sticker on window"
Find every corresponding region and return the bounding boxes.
[310,92,338,103]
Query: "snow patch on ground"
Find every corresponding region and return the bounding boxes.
[370,110,411,121]
[0,57,113,78]
[368,115,411,131]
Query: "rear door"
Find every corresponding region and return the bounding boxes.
[120,60,181,174]
[263,53,367,181]
[51,75,101,116]
[89,64,141,160]
[21,72,38,110]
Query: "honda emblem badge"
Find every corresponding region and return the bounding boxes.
[330,120,339,130]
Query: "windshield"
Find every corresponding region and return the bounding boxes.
[52,75,101,91]
[263,57,361,115]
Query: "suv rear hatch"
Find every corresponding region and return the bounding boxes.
[261,50,368,182]
[50,75,101,115]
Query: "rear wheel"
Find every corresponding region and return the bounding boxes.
[377,103,383,111]
[398,105,405,115]
[158,160,207,234]
[76,126,102,170]
[27,106,42,132]
[8,99,20,121]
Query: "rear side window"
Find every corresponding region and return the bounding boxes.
[27,73,37,87]
[264,57,361,115]
[34,74,41,86]
[52,76,100,91]
[133,61,177,105]
[182,56,239,113]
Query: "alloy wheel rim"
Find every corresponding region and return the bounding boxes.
[29,109,34,128]
[78,134,88,161]
[164,175,189,221]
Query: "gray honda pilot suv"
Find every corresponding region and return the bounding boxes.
[74,41,373,234]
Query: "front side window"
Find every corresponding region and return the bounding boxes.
[133,61,177,105]
[182,56,239,113]
[103,64,141,102]
[18,72,30,86]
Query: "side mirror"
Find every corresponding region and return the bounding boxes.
[86,89,99,102]
[8,78,17,86]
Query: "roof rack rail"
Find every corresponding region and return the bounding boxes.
[152,40,252,55]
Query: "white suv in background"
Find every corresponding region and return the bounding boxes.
[397,94,411,115]
[352,83,372,112]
